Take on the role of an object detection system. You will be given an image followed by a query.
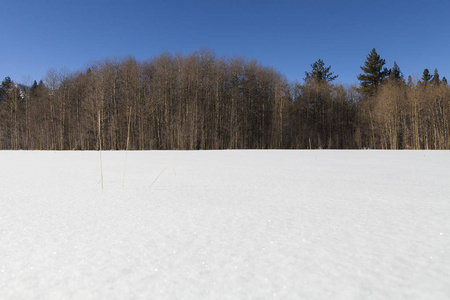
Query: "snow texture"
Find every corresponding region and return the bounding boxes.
[1,150,449,299]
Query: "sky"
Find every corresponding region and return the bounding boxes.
[1,0,449,85]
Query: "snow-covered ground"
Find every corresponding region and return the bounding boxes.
[1,150,449,299]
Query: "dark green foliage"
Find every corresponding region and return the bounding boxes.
[421,69,432,84]
[407,75,413,86]
[443,76,448,85]
[0,76,13,101]
[304,59,338,83]
[357,48,388,97]
[388,61,403,82]
[30,80,44,97]
[431,68,440,85]
[2,76,12,90]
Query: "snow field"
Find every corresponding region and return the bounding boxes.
[1,150,449,299]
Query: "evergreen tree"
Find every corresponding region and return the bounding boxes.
[421,69,432,84]
[407,75,413,86]
[442,76,448,85]
[431,68,440,85]
[30,80,39,97]
[2,76,13,90]
[304,59,338,83]
[357,48,388,96]
[0,76,13,101]
[388,61,403,81]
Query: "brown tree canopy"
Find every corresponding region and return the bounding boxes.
[0,50,449,150]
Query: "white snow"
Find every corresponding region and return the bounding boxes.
[1,150,449,299]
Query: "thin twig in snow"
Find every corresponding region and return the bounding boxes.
[150,166,167,189]
[98,110,103,190]
[123,106,132,188]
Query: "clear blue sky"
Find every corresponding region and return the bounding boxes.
[2,0,449,85]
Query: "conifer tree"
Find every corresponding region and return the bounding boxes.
[304,59,338,83]
[421,69,432,84]
[431,68,440,85]
[2,76,13,90]
[0,76,12,101]
[442,76,448,85]
[407,75,413,86]
[388,61,403,81]
[357,48,388,96]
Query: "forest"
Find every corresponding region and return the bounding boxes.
[0,48,449,150]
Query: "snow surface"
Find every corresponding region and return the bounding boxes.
[1,150,449,299]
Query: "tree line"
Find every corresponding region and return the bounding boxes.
[0,48,449,150]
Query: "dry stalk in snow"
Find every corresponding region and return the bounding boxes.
[150,166,167,189]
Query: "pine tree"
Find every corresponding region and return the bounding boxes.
[421,69,432,84]
[357,48,388,96]
[304,59,338,83]
[30,80,39,97]
[442,76,448,85]
[388,61,403,81]
[407,75,413,86]
[431,68,440,85]
[0,76,12,101]
[2,76,13,90]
